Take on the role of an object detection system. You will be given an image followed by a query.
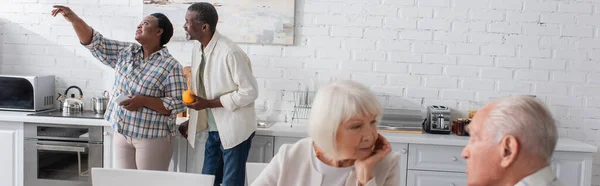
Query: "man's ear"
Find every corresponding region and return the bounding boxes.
[202,24,209,32]
[499,135,520,168]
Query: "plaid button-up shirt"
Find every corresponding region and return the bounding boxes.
[84,30,187,138]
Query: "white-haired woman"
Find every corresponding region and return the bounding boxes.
[252,80,400,186]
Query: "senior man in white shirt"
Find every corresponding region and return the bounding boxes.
[461,95,564,186]
[179,2,259,186]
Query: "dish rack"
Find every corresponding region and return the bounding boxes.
[291,90,316,123]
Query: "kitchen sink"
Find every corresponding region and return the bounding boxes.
[257,121,275,128]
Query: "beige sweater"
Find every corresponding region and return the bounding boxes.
[251,138,401,186]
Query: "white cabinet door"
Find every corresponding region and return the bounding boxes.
[0,129,17,186]
[273,137,301,155]
[186,131,208,174]
[0,121,23,186]
[168,134,188,172]
[247,135,274,163]
[102,127,113,168]
[407,170,467,186]
[551,151,593,186]
[391,143,408,186]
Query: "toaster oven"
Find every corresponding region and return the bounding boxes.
[423,105,451,134]
[0,75,56,111]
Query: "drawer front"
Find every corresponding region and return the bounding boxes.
[408,144,466,172]
[407,170,467,186]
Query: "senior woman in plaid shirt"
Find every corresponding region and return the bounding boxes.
[52,5,187,170]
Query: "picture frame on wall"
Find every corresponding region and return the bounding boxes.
[143,0,295,45]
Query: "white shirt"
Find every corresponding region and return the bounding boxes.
[252,138,401,186]
[188,31,259,149]
[311,146,354,186]
[514,166,565,186]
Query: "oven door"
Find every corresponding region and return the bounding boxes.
[24,140,103,186]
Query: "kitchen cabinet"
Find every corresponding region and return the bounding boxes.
[406,144,467,186]
[93,122,595,186]
[168,134,189,172]
[247,135,274,163]
[100,130,595,186]
[1,112,595,185]
[406,170,467,186]
[0,121,23,186]
[102,127,114,169]
[103,132,596,186]
[408,144,466,172]
[404,144,594,186]
[392,143,409,186]
[551,151,593,186]
[186,131,209,174]
[274,136,302,155]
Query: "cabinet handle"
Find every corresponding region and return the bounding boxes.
[103,132,109,136]
[401,148,407,154]
[267,142,272,147]
[451,156,458,162]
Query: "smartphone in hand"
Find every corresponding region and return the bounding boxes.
[114,94,129,104]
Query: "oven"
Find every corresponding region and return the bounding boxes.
[24,123,103,186]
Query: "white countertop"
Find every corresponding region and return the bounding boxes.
[257,122,598,153]
[1,111,596,153]
[0,110,187,126]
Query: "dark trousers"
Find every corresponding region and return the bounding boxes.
[202,132,255,186]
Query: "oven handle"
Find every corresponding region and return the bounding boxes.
[36,144,87,153]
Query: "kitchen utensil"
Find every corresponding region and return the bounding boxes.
[91,91,109,114]
[291,90,316,124]
[59,86,84,113]
[304,86,309,105]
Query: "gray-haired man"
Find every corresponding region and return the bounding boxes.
[461,96,564,186]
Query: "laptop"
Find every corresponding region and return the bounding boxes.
[91,168,215,186]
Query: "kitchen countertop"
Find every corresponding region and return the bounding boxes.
[257,122,598,153]
[0,111,596,153]
[0,110,188,126]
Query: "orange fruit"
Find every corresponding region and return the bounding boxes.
[182,90,196,104]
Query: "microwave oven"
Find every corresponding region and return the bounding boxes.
[0,75,55,111]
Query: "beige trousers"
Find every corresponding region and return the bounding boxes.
[113,133,174,171]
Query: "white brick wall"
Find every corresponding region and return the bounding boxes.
[490,0,522,10]
[445,66,478,77]
[4,0,600,183]
[448,43,479,55]
[399,30,433,40]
